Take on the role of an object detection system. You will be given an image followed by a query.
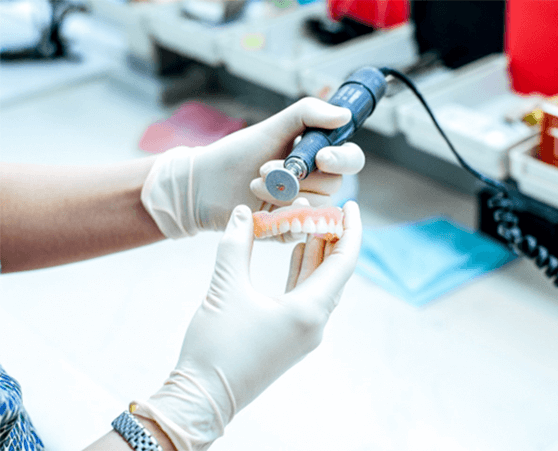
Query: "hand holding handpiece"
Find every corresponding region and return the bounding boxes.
[141,97,366,240]
[131,201,362,450]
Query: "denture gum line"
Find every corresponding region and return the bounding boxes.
[253,205,344,241]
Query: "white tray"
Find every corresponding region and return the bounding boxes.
[300,23,419,136]
[222,2,347,98]
[148,1,299,67]
[396,54,539,180]
[510,136,558,209]
[88,0,174,61]
[87,0,135,28]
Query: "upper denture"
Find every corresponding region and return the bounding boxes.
[253,205,344,241]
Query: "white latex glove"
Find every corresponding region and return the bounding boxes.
[132,201,362,450]
[141,97,365,239]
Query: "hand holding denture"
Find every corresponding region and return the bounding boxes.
[132,201,362,450]
[141,97,365,239]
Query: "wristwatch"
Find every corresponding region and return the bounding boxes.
[112,410,163,451]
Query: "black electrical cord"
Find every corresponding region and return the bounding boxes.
[379,67,558,287]
[379,67,508,192]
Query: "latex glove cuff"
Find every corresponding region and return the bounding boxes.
[132,368,234,451]
[141,147,200,239]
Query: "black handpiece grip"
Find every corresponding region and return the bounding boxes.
[285,67,387,177]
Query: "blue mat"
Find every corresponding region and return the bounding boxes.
[356,217,516,306]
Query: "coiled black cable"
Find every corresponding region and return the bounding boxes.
[487,192,558,286]
[379,67,558,287]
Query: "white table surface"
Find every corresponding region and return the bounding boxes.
[1,76,558,451]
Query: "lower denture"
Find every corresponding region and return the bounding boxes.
[253,205,344,241]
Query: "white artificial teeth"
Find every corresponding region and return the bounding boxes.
[328,219,336,234]
[279,221,290,234]
[302,217,316,233]
[316,217,328,234]
[272,222,278,235]
[290,218,302,233]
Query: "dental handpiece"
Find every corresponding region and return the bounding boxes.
[265,66,388,202]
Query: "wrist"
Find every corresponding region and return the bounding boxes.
[141,147,201,239]
[131,368,235,451]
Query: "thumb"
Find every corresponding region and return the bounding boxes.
[213,205,254,286]
[286,201,362,312]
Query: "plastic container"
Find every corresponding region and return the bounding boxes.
[396,54,539,180]
[147,1,296,66]
[88,0,174,62]
[506,0,558,97]
[222,2,345,98]
[87,0,135,28]
[510,136,558,209]
[328,0,409,29]
[300,23,419,135]
[539,102,558,166]
[148,3,238,66]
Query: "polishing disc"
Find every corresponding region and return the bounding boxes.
[265,168,300,202]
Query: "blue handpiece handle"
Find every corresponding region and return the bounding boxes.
[285,67,387,178]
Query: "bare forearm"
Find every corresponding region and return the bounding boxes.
[0,159,165,273]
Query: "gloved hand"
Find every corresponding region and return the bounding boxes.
[131,201,362,450]
[141,98,365,239]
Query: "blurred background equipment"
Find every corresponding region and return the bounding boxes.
[411,0,505,70]
[328,0,409,29]
[506,0,558,97]
[0,0,88,61]
[304,15,376,45]
[304,0,407,46]
[539,102,558,167]
[181,0,249,24]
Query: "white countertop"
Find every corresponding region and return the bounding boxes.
[1,75,557,451]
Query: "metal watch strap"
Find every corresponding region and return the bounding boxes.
[112,411,163,451]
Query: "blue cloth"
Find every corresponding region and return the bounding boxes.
[0,366,44,451]
[356,217,516,306]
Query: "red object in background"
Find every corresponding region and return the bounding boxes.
[328,0,409,29]
[539,103,558,167]
[139,101,246,154]
[506,0,558,97]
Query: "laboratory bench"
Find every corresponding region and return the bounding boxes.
[1,7,558,450]
[1,70,558,451]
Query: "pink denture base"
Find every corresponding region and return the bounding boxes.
[253,206,344,241]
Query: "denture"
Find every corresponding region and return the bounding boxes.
[253,205,344,241]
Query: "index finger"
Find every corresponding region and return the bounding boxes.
[263,97,351,139]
